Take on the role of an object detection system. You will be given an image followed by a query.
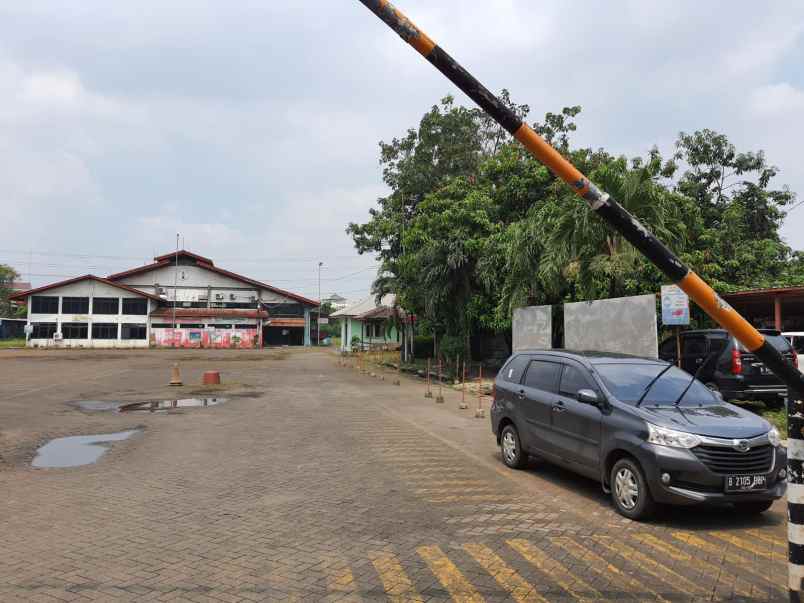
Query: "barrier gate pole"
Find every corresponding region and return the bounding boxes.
[356,2,804,597]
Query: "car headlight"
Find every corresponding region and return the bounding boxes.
[647,423,701,449]
[767,426,781,448]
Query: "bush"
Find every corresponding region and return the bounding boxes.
[413,335,433,358]
[440,334,465,362]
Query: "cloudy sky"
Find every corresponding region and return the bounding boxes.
[1,1,802,300]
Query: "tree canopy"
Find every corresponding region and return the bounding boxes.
[348,95,802,355]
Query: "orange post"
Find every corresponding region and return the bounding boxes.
[475,364,485,418]
[459,359,468,409]
[424,358,433,398]
[436,359,444,403]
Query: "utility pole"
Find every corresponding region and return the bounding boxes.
[172,233,179,347]
[317,261,323,346]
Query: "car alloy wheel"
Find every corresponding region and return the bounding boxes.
[502,431,517,465]
[614,467,639,510]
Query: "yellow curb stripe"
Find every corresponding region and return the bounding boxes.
[507,538,600,602]
[417,545,484,603]
[370,552,423,603]
[463,543,547,603]
[591,535,702,597]
[550,536,672,603]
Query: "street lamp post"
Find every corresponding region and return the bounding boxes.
[317,262,323,346]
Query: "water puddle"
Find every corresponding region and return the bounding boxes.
[70,398,227,413]
[32,430,140,468]
[119,398,226,412]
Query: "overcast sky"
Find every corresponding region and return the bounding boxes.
[1,1,802,300]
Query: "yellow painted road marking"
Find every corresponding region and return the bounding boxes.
[636,532,754,598]
[709,531,785,560]
[591,535,702,597]
[464,543,546,603]
[417,545,484,603]
[507,538,601,602]
[670,532,785,593]
[326,564,361,601]
[551,536,672,603]
[744,528,785,546]
[370,552,423,603]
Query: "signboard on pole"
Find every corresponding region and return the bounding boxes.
[661,285,690,325]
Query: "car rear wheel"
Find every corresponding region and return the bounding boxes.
[500,425,528,470]
[734,500,773,515]
[610,458,656,520]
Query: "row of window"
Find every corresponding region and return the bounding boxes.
[30,323,147,340]
[30,296,148,315]
[150,323,257,329]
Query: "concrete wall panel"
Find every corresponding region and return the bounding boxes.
[564,294,658,358]
[512,305,552,351]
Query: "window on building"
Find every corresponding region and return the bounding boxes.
[62,297,89,314]
[121,324,147,340]
[211,324,232,329]
[234,324,257,329]
[150,323,174,328]
[31,322,58,338]
[122,298,148,315]
[61,323,88,339]
[178,323,204,329]
[92,323,118,339]
[93,297,119,315]
[31,296,59,314]
[265,303,304,316]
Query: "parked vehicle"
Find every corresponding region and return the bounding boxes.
[783,332,804,373]
[490,350,786,520]
[658,329,797,408]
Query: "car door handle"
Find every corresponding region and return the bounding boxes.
[552,403,566,413]
[516,390,525,400]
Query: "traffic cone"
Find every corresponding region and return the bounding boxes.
[170,363,183,386]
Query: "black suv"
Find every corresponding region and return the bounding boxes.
[490,350,786,519]
[659,329,797,407]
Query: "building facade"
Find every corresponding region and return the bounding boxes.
[331,294,400,351]
[10,250,318,348]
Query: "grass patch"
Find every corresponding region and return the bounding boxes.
[0,338,26,349]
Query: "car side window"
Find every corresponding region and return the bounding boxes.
[559,365,593,398]
[501,354,530,384]
[523,360,561,393]
[682,336,708,356]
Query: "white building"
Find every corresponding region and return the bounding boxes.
[10,250,319,348]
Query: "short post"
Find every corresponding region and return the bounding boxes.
[435,359,444,403]
[424,357,433,398]
[475,364,485,418]
[394,349,401,385]
[459,359,468,409]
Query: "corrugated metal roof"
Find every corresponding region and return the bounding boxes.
[330,294,396,318]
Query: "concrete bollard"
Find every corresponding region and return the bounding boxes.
[169,363,183,386]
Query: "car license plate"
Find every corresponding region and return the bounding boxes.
[725,474,767,492]
[759,366,771,375]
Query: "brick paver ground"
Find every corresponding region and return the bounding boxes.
[0,348,788,601]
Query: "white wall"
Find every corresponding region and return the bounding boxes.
[26,280,152,348]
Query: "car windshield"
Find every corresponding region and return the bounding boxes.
[594,363,717,406]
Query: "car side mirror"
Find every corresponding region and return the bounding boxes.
[577,388,599,405]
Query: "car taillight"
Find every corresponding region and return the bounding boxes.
[794,354,799,369]
[731,348,742,375]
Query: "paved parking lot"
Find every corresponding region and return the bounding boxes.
[0,348,788,601]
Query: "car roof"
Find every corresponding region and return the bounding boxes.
[513,349,668,365]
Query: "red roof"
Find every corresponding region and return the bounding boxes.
[8,275,163,302]
[150,308,268,319]
[107,250,318,307]
[723,286,804,299]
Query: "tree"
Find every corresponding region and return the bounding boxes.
[0,264,21,318]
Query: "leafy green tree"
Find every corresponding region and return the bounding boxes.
[0,264,21,318]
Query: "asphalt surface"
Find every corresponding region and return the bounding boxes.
[0,348,788,601]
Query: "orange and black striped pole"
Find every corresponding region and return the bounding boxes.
[358,1,804,597]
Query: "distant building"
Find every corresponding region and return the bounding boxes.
[331,294,400,351]
[9,250,319,348]
[322,293,349,311]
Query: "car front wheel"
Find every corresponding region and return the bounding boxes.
[610,457,655,520]
[500,425,528,470]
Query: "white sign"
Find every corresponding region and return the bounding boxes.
[319,318,329,325]
[24,324,33,336]
[661,285,690,326]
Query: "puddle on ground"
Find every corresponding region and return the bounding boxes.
[119,398,226,412]
[70,398,227,413]
[32,430,141,468]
